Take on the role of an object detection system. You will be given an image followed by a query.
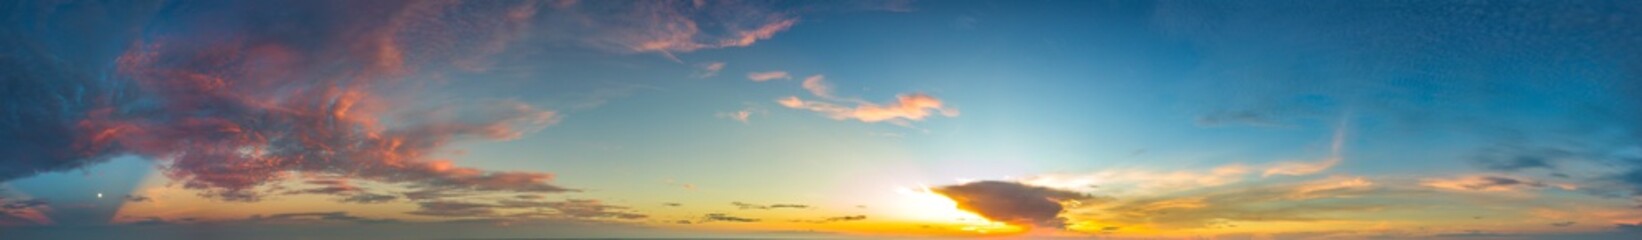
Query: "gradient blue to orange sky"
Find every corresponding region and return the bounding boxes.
[3,1,1642,239]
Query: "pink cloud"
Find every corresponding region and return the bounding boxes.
[747,71,792,82]
[801,75,834,98]
[65,1,572,202]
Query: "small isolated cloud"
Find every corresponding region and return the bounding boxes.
[702,213,759,223]
[692,62,725,78]
[777,93,958,126]
[1551,221,1576,227]
[123,195,151,202]
[747,71,792,82]
[1421,175,1573,193]
[932,181,1089,229]
[801,75,834,98]
[716,108,758,123]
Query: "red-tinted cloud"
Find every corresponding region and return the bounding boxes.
[2,1,565,202]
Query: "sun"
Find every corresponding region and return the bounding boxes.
[889,186,1024,234]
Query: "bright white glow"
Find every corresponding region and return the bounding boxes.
[889,186,1020,233]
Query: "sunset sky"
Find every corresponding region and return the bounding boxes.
[3,1,1642,239]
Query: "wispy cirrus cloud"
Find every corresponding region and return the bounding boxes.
[549,1,800,60]
[692,61,726,78]
[1421,175,1576,193]
[777,93,959,126]
[747,71,793,82]
[800,75,835,98]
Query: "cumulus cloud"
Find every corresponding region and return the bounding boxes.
[747,71,792,82]
[932,181,1090,229]
[777,93,958,126]
[0,1,570,202]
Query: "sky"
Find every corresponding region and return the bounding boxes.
[2,0,1642,239]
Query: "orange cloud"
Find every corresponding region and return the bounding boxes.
[778,93,958,125]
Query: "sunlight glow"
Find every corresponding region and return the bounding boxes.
[890,185,1023,234]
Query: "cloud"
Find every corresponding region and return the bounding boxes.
[408,201,498,217]
[498,199,646,220]
[716,108,758,123]
[731,201,809,210]
[123,195,151,202]
[1089,176,1389,229]
[801,75,834,98]
[0,198,52,226]
[1264,120,1349,177]
[341,193,398,204]
[0,1,571,202]
[799,215,866,223]
[747,71,792,82]
[1197,109,1288,127]
[1020,164,1253,196]
[932,181,1090,229]
[701,213,759,223]
[248,211,396,224]
[692,62,726,78]
[1420,175,1573,193]
[552,1,799,59]
[777,93,958,126]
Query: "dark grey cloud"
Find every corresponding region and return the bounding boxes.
[249,211,396,224]
[701,213,759,223]
[1552,221,1576,227]
[123,195,151,203]
[408,201,497,217]
[341,193,398,204]
[932,181,1089,229]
